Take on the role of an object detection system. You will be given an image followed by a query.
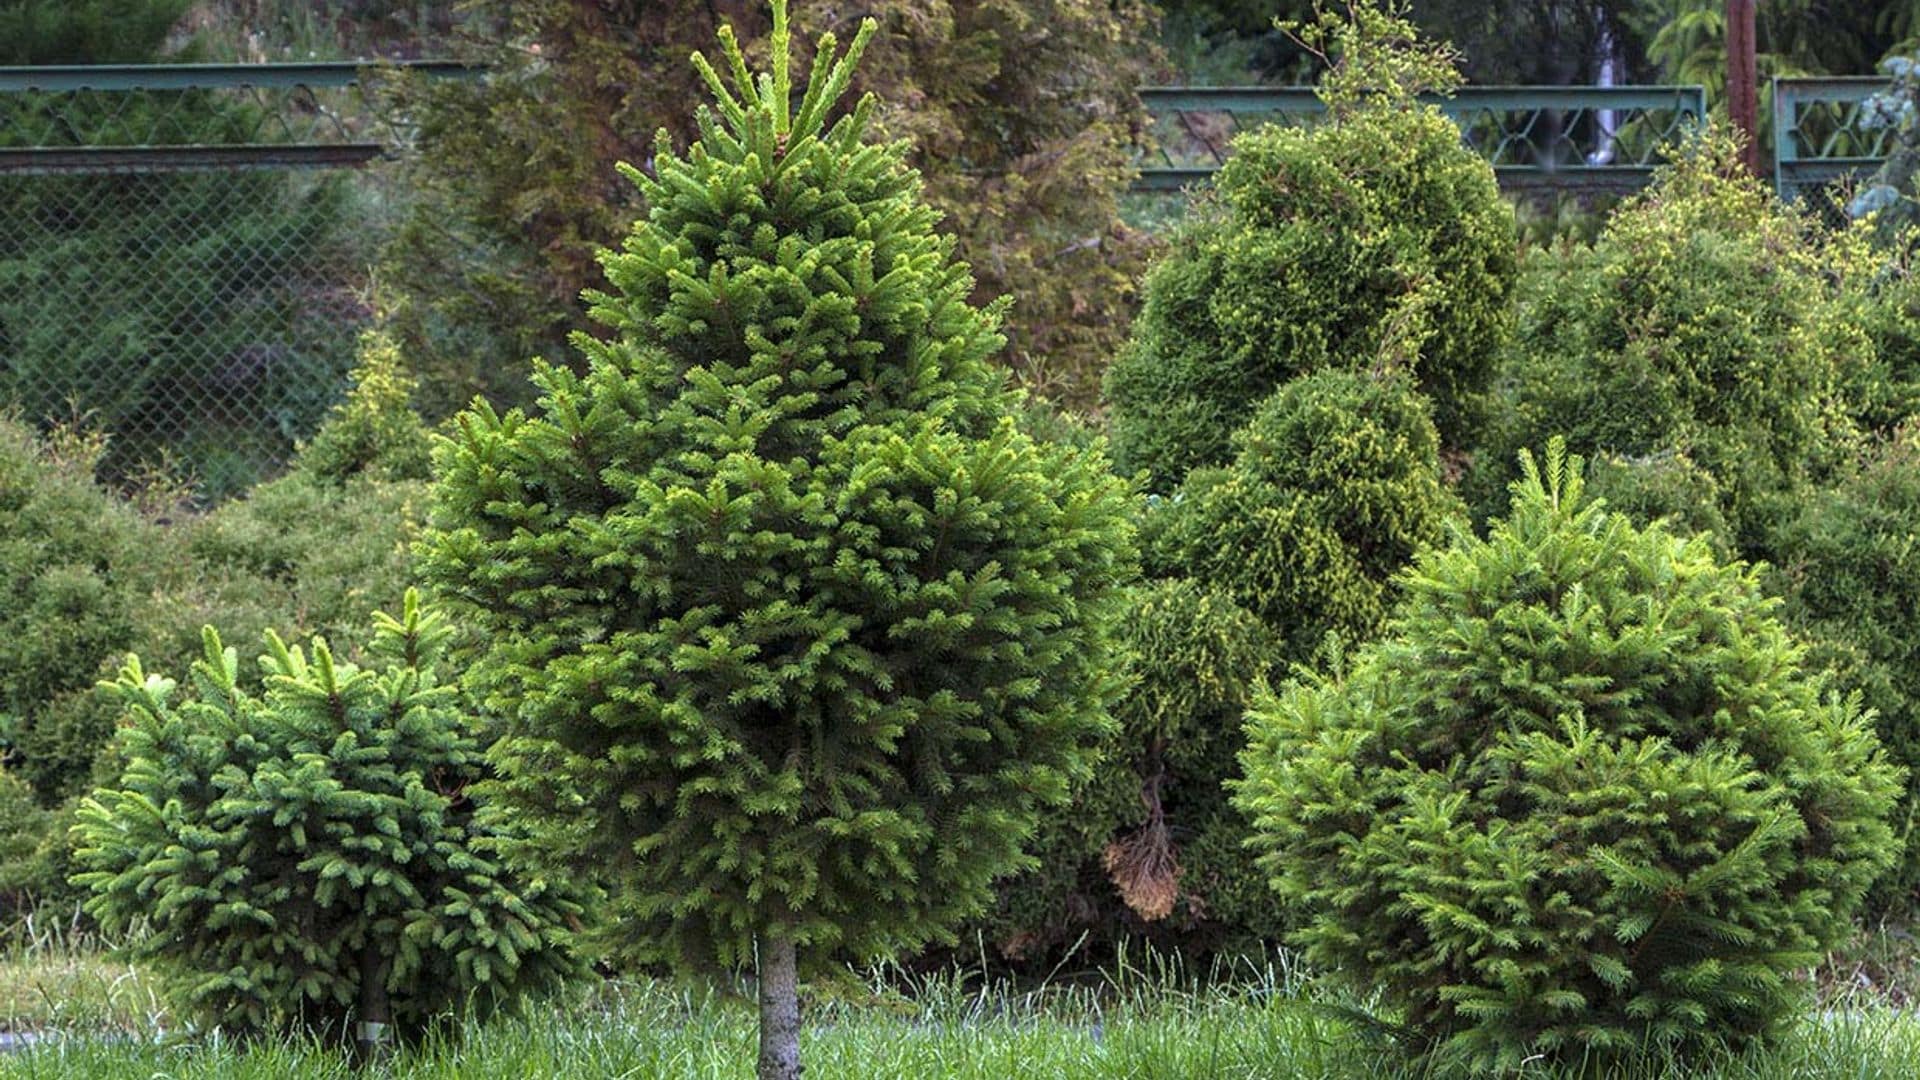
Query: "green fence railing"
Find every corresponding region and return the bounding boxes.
[0,61,473,497]
[1138,84,1710,195]
[1772,75,1897,206]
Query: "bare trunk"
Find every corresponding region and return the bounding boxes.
[757,934,802,1080]
[357,943,392,1065]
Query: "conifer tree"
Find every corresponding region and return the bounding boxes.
[418,4,1135,1076]
[71,592,582,1054]
[1237,441,1900,1069]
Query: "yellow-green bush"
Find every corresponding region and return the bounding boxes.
[1469,131,1868,549]
[1105,3,1515,492]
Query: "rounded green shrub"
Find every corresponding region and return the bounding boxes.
[1471,131,1867,548]
[72,592,582,1045]
[1144,368,1459,660]
[1105,4,1515,492]
[1771,428,1920,910]
[0,420,148,804]
[1237,441,1901,1070]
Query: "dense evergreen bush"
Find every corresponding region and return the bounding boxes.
[1143,369,1458,658]
[0,420,148,803]
[1469,131,1867,547]
[0,332,432,921]
[1238,442,1900,1070]
[1771,429,1920,910]
[988,579,1277,955]
[1105,2,1515,492]
[991,368,1455,955]
[420,6,1134,1075]
[72,593,582,1048]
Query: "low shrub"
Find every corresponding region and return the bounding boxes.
[72,592,584,1045]
[1770,428,1920,911]
[1238,441,1901,1070]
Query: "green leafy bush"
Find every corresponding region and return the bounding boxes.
[1470,131,1867,548]
[987,579,1276,956]
[0,333,432,922]
[0,420,148,803]
[419,7,1136,1073]
[1105,3,1515,492]
[1238,442,1901,1070]
[1144,369,1459,658]
[72,592,582,1046]
[1771,429,1920,910]
[992,368,1455,956]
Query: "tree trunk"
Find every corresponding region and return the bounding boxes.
[357,943,393,1065]
[757,934,802,1080]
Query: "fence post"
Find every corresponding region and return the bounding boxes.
[1727,0,1762,176]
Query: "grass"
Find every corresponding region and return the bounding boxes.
[8,930,1920,1078]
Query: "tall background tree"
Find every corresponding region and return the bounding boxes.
[382,0,1159,419]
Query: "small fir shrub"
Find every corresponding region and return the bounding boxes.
[1105,1,1515,491]
[72,592,583,1047]
[419,6,1135,1076]
[1470,131,1868,548]
[1143,368,1458,660]
[1237,441,1901,1070]
[1771,428,1920,909]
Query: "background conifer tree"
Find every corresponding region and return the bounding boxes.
[419,3,1135,1076]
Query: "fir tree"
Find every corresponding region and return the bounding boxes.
[418,3,1136,1076]
[71,592,583,1056]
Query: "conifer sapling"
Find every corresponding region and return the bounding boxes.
[419,3,1137,1077]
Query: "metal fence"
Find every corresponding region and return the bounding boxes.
[1137,85,1710,196]
[1773,76,1897,216]
[0,61,468,498]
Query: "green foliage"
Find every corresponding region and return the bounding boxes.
[987,579,1276,955]
[1770,429,1920,910]
[1106,2,1514,492]
[383,0,1158,418]
[0,355,430,921]
[294,330,434,485]
[1470,131,1866,549]
[72,592,582,1042]
[0,767,58,910]
[0,0,188,63]
[1144,369,1458,659]
[420,6,1136,980]
[0,420,148,803]
[1238,441,1901,1070]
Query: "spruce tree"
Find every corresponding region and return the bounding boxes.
[1236,441,1900,1069]
[419,4,1135,1076]
[71,592,582,1054]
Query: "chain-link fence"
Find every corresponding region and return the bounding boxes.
[0,63,465,499]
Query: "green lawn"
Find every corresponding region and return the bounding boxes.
[7,932,1920,1079]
